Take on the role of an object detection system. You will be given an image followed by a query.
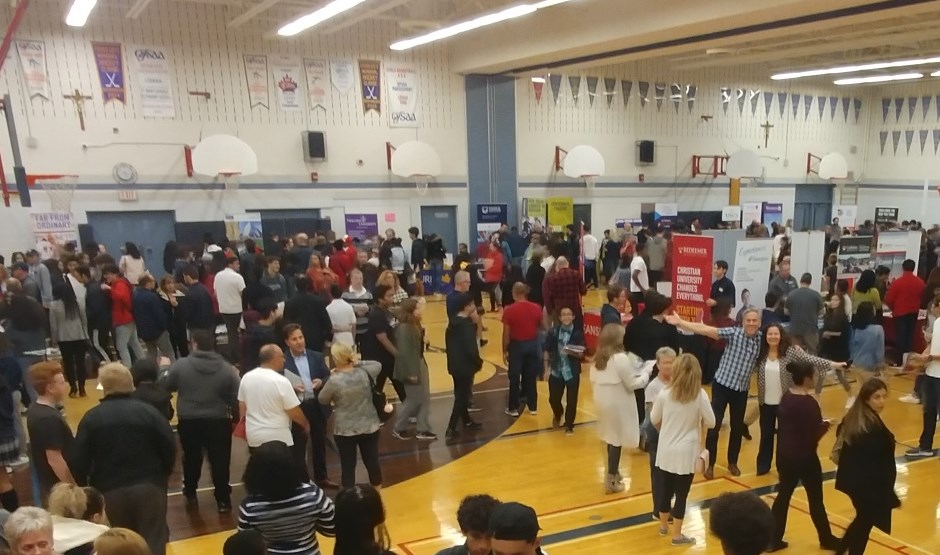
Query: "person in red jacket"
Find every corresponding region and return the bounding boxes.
[884,259,926,365]
[328,239,354,290]
[101,264,146,366]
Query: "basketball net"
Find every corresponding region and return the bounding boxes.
[220,172,241,191]
[414,174,430,196]
[582,175,597,189]
[38,176,78,213]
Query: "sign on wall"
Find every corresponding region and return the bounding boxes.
[522,198,546,236]
[731,239,773,316]
[30,212,77,260]
[547,197,574,232]
[476,203,507,243]
[358,60,381,114]
[837,236,873,281]
[671,234,714,323]
[832,205,858,229]
[874,207,899,226]
[243,54,269,109]
[130,45,175,118]
[721,205,742,223]
[271,56,303,112]
[330,60,355,95]
[344,214,379,241]
[304,59,329,112]
[15,40,49,100]
[91,42,126,104]
[654,203,678,226]
[386,63,418,128]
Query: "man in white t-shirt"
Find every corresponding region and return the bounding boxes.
[904,321,940,459]
[214,255,246,363]
[238,344,309,452]
[581,226,600,289]
[326,285,357,347]
[630,241,650,306]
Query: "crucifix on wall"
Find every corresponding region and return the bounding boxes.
[761,120,774,148]
[63,89,93,131]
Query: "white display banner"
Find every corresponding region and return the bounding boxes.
[832,205,858,229]
[304,59,328,112]
[271,56,302,112]
[243,55,269,109]
[386,63,418,128]
[741,202,762,226]
[30,212,77,260]
[790,231,827,289]
[330,59,355,95]
[731,239,773,318]
[15,40,49,100]
[130,46,175,118]
[722,205,742,223]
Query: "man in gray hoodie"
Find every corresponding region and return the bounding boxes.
[646,227,667,289]
[162,330,240,513]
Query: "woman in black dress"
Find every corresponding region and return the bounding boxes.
[817,293,853,401]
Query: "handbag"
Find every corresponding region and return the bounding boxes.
[830,425,844,464]
[233,415,247,440]
[360,367,394,422]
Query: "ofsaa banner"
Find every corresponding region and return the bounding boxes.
[130,46,175,118]
[271,56,303,112]
[386,63,418,127]
[15,40,49,100]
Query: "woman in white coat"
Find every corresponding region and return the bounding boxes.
[651,353,715,546]
[590,323,652,494]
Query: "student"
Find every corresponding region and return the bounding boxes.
[642,347,675,520]
[708,260,735,307]
[130,358,174,421]
[392,298,436,441]
[435,494,501,555]
[488,502,548,555]
[49,281,89,397]
[445,293,483,440]
[26,362,75,504]
[709,491,775,555]
[818,293,854,404]
[333,485,394,555]
[904,298,940,460]
[901,296,940,405]
[544,307,585,434]
[849,302,885,384]
[600,284,631,326]
[850,270,882,315]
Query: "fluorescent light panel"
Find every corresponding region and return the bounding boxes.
[278,0,367,37]
[932,70,940,77]
[65,0,98,27]
[390,0,572,51]
[833,73,923,85]
[772,56,940,80]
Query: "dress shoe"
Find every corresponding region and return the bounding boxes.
[464,421,482,430]
[217,499,232,514]
[728,464,742,477]
[183,492,198,508]
[703,466,715,480]
[316,479,340,490]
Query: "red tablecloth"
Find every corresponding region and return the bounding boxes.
[880,313,926,354]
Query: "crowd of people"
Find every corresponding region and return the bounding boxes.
[0,212,935,555]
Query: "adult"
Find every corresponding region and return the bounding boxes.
[327,240,354,291]
[163,330,240,512]
[326,285,357,348]
[4,506,55,555]
[785,273,825,353]
[376,270,409,307]
[26,250,53,307]
[305,253,336,296]
[282,323,336,489]
[444,293,483,440]
[905,313,940,460]
[543,257,586,324]
[342,269,373,345]
[26,362,74,504]
[835,379,900,555]
[768,261,798,302]
[101,265,145,367]
[71,363,176,555]
[646,227,667,288]
[600,284,630,327]
[629,241,650,307]
[10,262,40,303]
[818,293,854,403]
[392,298,436,441]
[63,257,88,310]
[240,299,278,373]
[131,358,173,421]
[651,354,714,546]
[708,260,735,307]
[318,343,384,489]
[874,265,891,302]
[525,250,546,307]
[408,227,426,273]
[118,242,146,288]
[625,292,679,427]
[237,441,335,555]
[502,283,544,417]
[666,309,763,478]
[849,302,885,384]
[238,345,310,452]
[283,276,333,354]
[488,502,547,555]
[49,281,89,397]
[132,275,175,363]
[481,242,503,312]
[360,285,405,402]
[435,494,500,555]
[709,492,775,555]
[180,265,214,340]
[214,254,247,364]
[333,485,394,555]
[47,483,109,554]
[259,257,288,305]
[545,306,585,434]
[93,528,151,555]
[850,270,882,315]
[591,324,652,494]
[884,259,925,363]
[582,225,599,288]
[426,233,447,296]
[157,275,188,359]
[768,360,840,552]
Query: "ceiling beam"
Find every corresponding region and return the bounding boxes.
[228,0,283,27]
[323,0,412,34]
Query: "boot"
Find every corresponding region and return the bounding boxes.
[605,474,625,494]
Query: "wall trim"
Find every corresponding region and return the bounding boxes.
[30,182,468,192]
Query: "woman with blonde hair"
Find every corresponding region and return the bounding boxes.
[47,483,109,555]
[376,270,408,307]
[391,298,436,441]
[651,354,714,546]
[93,528,152,555]
[318,342,384,488]
[590,323,652,494]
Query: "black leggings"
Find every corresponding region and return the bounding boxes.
[607,444,621,475]
[335,432,382,488]
[839,500,878,555]
[376,361,407,402]
[59,340,88,390]
[658,470,694,519]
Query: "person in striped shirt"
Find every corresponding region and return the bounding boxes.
[342,269,373,347]
[237,441,335,555]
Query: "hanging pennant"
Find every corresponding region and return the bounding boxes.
[842,97,850,121]
[533,80,544,105]
[15,40,50,100]
[920,129,929,154]
[130,45,176,118]
[934,129,940,154]
[358,59,381,114]
[879,131,889,155]
[638,81,650,108]
[817,96,826,120]
[720,87,731,114]
[654,83,666,111]
[892,130,901,155]
[603,78,616,108]
[568,75,581,105]
[330,60,355,95]
[763,91,773,117]
[670,84,682,113]
[92,42,126,104]
[549,74,562,104]
[829,96,838,120]
[736,88,745,114]
[685,84,697,113]
[386,62,418,127]
[922,96,932,121]
[803,95,812,120]
[777,92,787,118]
[881,98,891,123]
[853,98,862,122]
[243,54,268,109]
[791,94,800,119]
[272,55,303,112]
[621,80,633,109]
[586,76,599,106]
[908,97,917,122]
[894,97,904,122]
[905,130,915,155]
[748,89,760,116]
[936,95,940,120]
[304,58,329,112]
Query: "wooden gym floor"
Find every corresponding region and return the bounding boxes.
[50,290,940,555]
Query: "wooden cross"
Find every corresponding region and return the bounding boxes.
[760,120,774,148]
[63,89,92,131]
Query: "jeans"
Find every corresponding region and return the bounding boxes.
[918,374,940,450]
[58,340,88,391]
[448,374,474,431]
[90,325,113,365]
[548,374,580,429]
[299,400,330,482]
[394,363,431,434]
[792,331,819,354]
[894,313,918,361]
[584,259,598,287]
[705,382,749,467]
[757,403,778,474]
[144,331,176,363]
[428,259,444,294]
[335,432,382,488]
[114,323,145,367]
[658,471,694,519]
[221,313,242,364]
[104,483,169,555]
[772,456,834,544]
[815,367,852,395]
[177,418,232,502]
[508,339,541,411]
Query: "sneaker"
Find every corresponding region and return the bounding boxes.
[899,394,921,404]
[464,421,483,430]
[445,428,459,440]
[505,408,520,417]
[415,431,438,441]
[467,406,483,413]
[10,455,29,468]
[845,396,856,409]
[905,447,934,459]
[528,409,538,416]
[671,535,696,546]
[217,500,232,514]
[552,416,561,428]
[391,430,411,440]
[565,427,574,436]
[183,493,198,508]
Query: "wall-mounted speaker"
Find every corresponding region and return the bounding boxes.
[636,140,655,166]
[302,131,326,162]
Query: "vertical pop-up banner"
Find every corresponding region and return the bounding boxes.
[671,234,715,322]
[476,204,507,243]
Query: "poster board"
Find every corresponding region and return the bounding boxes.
[671,234,714,323]
[30,211,77,260]
[789,231,827,289]
[742,202,762,226]
[476,204,507,243]
[344,214,379,241]
[874,207,899,226]
[703,229,746,278]
[837,236,874,281]
[731,239,774,315]
[833,205,858,230]
[873,231,921,278]
[521,198,546,236]
[546,197,573,232]
[762,203,783,227]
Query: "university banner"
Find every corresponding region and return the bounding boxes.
[304,59,329,112]
[476,203,507,243]
[91,42,126,104]
[731,239,774,315]
[386,63,418,128]
[522,198,546,236]
[243,55,269,109]
[130,46,175,118]
[15,40,50,100]
[671,234,714,323]
[330,60,355,95]
[874,207,899,226]
[546,197,573,232]
[271,56,302,112]
[358,60,381,114]
[654,203,678,226]
[762,203,783,227]
[344,213,378,241]
[741,202,762,226]
[30,212,77,260]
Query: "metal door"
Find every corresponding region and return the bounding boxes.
[86,211,176,275]
[420,205,458,252]
[573,204,593,230]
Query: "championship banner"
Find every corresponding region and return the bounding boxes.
[130,46,175,118]
[671,234,714,323]
[243,55,269,109]
[330,60,355,95]
[91,42,126,104]
[762,203,783,227]
[31,212,77,260]
[476,204,507,243]
[837,236,874,281]
[522,198,546,236]
[386,63,418,128]
[304,59,328,112]
[271,56,302,112]
[546,197,573,232]
[344,213,378,241]
[15,40,49,100]
[874,207,899,226]
[358,60,381,114]
[731,239,773,317]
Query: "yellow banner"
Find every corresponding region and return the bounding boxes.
[547,197,573,232]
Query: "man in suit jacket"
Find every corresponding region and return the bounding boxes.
[282,322,338,489]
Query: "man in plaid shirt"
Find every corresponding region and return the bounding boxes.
[543,257,586,322]
[666,309,762,479]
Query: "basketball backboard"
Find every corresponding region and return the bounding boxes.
[390,140,441,178]
[562,145,605,179]
[726,149,762,179]
[818,152,848,180]
[191,134,258,176]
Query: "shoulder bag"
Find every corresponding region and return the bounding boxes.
[360,367,394,422]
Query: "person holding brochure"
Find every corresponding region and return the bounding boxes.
[544,307,585,434]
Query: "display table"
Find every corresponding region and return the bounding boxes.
[583,305,643,351]
[881,311,927,359]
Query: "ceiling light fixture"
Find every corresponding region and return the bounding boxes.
[833,73,923,85]
[278,0,367,37]
[772,56,940,80]
[390,0,572,51]
[932,70,940,77]
[531,77,546,83]
[65,0,99,26]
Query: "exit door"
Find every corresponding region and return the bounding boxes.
[420,205,459,253]
[86,211,177,274]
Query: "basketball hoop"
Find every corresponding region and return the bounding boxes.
[414,174,430,196]
[219,172,241,191]
[582,174,598,189]
[36,176,78,212]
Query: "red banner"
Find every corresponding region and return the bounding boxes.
[670,234,714,322]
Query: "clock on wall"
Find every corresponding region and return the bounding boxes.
[112,162,138,185]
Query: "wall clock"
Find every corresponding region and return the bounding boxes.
[112,163,138,185]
